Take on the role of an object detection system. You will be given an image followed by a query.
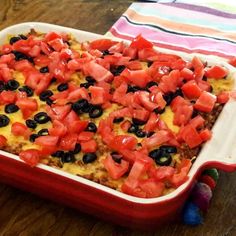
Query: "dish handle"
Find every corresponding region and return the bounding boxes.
[197,99,236,172]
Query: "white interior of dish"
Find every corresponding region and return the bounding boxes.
[1,22,236,204]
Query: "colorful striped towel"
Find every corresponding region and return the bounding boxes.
[106,1,236,60]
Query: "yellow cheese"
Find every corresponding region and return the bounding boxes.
[209,77,234,94]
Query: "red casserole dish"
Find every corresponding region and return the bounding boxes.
[0,22,236,229]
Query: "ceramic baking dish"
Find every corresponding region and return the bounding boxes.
[0,22,236,229]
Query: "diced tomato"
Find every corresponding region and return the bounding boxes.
[1,44,12,54]
[89,39,117,51]
[59,133,77,151]
[189,115,205,129]
[83,60,113,82]
[28,45,41,57]
[112,82,127,103]
[48,38,66,52]
[108,42,125,54]
[180,68,194,80]
[205,65,228,79]
[11,122,31,139]
[217,91,230,104]
[170,96,189,112]
[12,39,31,53]
[191,56,204,81]
[35,135,59,147]
[181,80,201,99]
[170,159,191,187]
[0,91,16,104]
[49,120,67,137]
[16,97,38,119]
[173,104,193,126]
[24,71,42,89]
[0,54,15,64]
[90,86,108,105]
[46,104,71,121]
[126,60,143,70]
[144,112,159,132]
[199,129,212,142]
[152,166,175,181]
[19,149,41,167]
[34,74,52,95]
[0,67,13,81]
[138,179,165,198]
[121,69,152,88]
[194,91,216,113]
[171,59,186,70]
[0,135,7,148]
[67,87,89,102]
[103,155,129,180]
[158,70,180,93]
[40,41,53,55]
[123,46,137,59]
[142,130,171,149]
[180,124,202,148]
[81,139,97,153]
[77,131,94,142]
[110,135,138,151]
[229,57,236,67]
[130,35,153,50]
[197,80,212,92]
[137,91,158,111]
[68,120,89,134]
[120,120,131,132]
[44,31,62,42]
[132,108,150,122]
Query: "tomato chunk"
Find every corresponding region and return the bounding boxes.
[194,91,216,113]
[0,135,7,148]
[11,122,31,139]
[181,80,201,99]
[19,149,41,167]
[81,140,97,153]
[205,65,228,79]
[130,35,153,50]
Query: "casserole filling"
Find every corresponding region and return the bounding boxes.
[0,30,233,198]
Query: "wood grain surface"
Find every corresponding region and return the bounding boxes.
[0,1,235,235]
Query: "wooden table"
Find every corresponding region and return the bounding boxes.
[0,1,235,235]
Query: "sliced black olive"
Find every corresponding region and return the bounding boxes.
[147,61,153,67]
[146,131,155,137]
[80,82,94,89]
[45,98,54,106]
[89,105,103,118]
[72,99,89,114]
[173,88,183,98]
[61,152,75,163]
[29,133,39,142]
[57,83,69,92]
[12,50,33,63]
[5,80,20,91]
[85,76,96,83]
[72,143,81,154]
[18,86,34,97]
[51,77,57,84]
[155,153,172,166]
[111,151,122,164]
[51,150,64,158]
[135,129,146,138]
[82,153,97,164]
[146,81,158,89]
[38,128,49,136]
[34,112,51,124]
[149,149,162,160]
[4,104,19,114]
[191,109,199,118]
[132,118,146,126]
[19,34,27,40]
[110,65,126,76]
[160,145,177,154]
[102,49,112,56]
[85,122,97,133]
[9,36,21,45]
[39,66,49,73]
[25,119,37,129]
[128,124,138,133]
[0,114,10,127]
[153,107,165,114]
[163,92,174,106]
[127,85,143,93]
[113,117,124,123]
[39,90,53,101]
[0,81,5,92]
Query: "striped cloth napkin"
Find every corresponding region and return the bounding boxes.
[106,1,236,60]
[105,1,236,225]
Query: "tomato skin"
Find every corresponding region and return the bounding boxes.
[194,91,216,113]
[181,80,201,99]
[103,155,129,180]
[217,91,230,104]
[11,122,31,139]
[16,97,38,119]
[46,104,71,121]
[144,112,159,132]
[19,149,41,167]
[137,91,158,111]
[180,68,194,80]
[0,91,16,104]
[205,65,228,79]
[130,35,153,50]
[49,120,67,137]
[189,115,205,129]
[77,131,94,142]
[0,135,7,148]
[229,57,236,67]
[138,179,165,198]
[132,108,150,122]
[81,140,97,153]
[89,86,108,105]
[191,56,204,81]
[68,120,89,134]
[110,135,138,151]
[158,70,180,93]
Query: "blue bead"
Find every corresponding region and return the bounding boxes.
[182,202,203,226]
